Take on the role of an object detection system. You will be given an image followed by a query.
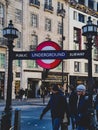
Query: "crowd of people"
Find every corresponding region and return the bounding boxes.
[40,84,98,130]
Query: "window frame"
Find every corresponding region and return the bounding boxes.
[45,18,52,31]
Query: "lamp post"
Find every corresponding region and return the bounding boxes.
[82,17,98,108]
[58,5,65,86]
[1,20,19,130]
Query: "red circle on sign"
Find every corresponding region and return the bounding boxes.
[36,41,61,69]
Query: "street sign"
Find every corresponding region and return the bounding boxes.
[66,50,87,59]
[13,39,88,69]
[36,41,62,69]
[13,50,87,60]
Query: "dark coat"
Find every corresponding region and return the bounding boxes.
[41,91,69,120]
[76,95,90,128]
[69,90,78,115]
[94,94,98,110]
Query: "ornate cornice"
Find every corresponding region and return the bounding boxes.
[70,1,98,18]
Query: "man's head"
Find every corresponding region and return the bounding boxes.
[52,84,59,93]
[76,84,86,95]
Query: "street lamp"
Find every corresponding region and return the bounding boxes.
[58,5,65,86]
[1,20,19,130]
[82,17,98,107]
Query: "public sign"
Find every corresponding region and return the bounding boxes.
[66,50,87,59]
[13,41,88,69]
[13,50,87,60]
[36,41,62,69]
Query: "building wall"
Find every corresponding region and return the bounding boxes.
[0,0,98,99]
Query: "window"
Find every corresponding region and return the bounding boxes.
[16,32,21,48]
[15,9,22,24]
[78,13,85,23]
[44,0,53,11]
[78,0,85,5]
[95,64,98,73]
[58,38,62,47]
[45,18,51,31]
[0,4,4,17]
[94,48,98,55]
[73,11,77,20]
[31,14,38,28]
[15,60,21,67]
[27,60,38,68]
[56,62,62,70]
[88,0,94,10]
[73,27,82,50]
[45,0,52,6]
[95,36,98,48]
[0,53,5,68]
[93,48,98,60]
[97,3,98,12]
[30,35,38,50]
[0,3,4,25]
[84,63,88,72]
[16,72,20,78]
[74,61,80,72]
[57,2,60,11]
[57,2,64,14]
[32,35,38,45]
[57,22,62,34]
[29,0,40,7]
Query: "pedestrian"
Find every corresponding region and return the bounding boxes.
[69,85,77,130]
[75,84,90,130]
[94,91,98,122]
[40,84,70,130]
[18,88,25,100]
[58,84,70,130]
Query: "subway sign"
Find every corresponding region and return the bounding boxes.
[13,50,88,60]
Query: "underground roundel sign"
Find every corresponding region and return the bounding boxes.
[36,41,61,69]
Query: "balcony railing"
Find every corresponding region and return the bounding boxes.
[44,4,54,13]
[29,0,40,8]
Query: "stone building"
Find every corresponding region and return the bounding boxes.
[0,0,98,99]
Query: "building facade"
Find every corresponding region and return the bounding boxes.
[0,0,98,99]
[68,0,98,89]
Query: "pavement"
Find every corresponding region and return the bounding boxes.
[0,97,98,130]
[0,97,49,107]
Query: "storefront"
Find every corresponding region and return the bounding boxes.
[70,75,98,90]
[25,71,69,98]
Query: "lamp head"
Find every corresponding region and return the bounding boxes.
[3,20,19,40]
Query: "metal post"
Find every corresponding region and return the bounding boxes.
[82,17,98,107]
[82,17,98,129]
[1,20,19,130]
[61,13,64,85]
[87,39,93,108]
[59,5,65,86]
[1,40,14,130]
[14,109,21,130]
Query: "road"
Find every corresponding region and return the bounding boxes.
[0,98,98,130]
[19,105,52,130]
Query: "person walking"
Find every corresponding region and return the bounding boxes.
[94,91,98,122]
[75,84,90,130]
[40,84,70,130]
[58,84,70,130]
[69,85,77,130]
